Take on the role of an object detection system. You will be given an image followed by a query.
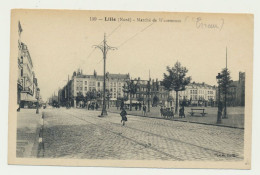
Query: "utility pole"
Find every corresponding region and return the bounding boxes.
[36,88,40,114]
[67,74,70,107]
[94,33,117,117]
[216,73,223,124]
[147,70,151,112]
[223,47,228,118]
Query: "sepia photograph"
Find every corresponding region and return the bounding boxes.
[8,9,253,169]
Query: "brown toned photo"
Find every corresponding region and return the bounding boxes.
[8,9,253,169]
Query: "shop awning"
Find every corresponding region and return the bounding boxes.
[21,93,37,102]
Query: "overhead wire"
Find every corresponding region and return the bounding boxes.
[117,22,154,48]
[85,23,123,73]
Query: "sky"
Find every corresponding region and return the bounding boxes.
[11,10,253,101]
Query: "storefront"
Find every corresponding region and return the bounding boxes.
[20,93,37,108]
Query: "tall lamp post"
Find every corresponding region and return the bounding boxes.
[36,88,40,114]
[147,79,151,112]
[94,33,116,117]
[216,73,223,124]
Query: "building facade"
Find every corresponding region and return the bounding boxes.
[17,21,40,109]
[58,69,130,107]
[170,82,217,107]
[17,21,23,106]
[128,78,170,107]
[227,72,245,106]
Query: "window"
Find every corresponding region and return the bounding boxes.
[114,88,116,92]
[76,87,79,90]
[98,82,100,87]
[80,87,82,91]
[85,81,87,85]
[85,87,87,91]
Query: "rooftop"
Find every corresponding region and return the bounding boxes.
[74,73,130,80]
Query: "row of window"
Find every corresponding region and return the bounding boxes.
[190,89,214,95]
[110,88,122,92]
[76,86,123,92]
[190,90,198,94]
[77,80,125,87]
[76,90,122,99]
[190,95,215,100]
[130,93,167,99]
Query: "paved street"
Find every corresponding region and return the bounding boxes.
[37,108,244,161]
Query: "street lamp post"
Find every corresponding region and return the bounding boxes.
[216,73,223,124]
[147,79,151,112]
[36,88,40,114]
[94,33,116,117]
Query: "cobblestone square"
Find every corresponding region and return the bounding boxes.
[32,108,245,161]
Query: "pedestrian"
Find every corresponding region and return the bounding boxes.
[143,105,147,116]
[179,105,185,118]
[160,106,163,117]
[135,103,138,111]
[120,108,127,126]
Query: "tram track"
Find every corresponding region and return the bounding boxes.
[62,109,243,160]
[61,110,184,161]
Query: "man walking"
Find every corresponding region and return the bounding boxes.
[120,108,127,126]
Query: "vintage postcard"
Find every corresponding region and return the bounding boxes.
[8,9,253,169]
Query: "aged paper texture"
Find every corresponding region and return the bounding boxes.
[9,9,253,169]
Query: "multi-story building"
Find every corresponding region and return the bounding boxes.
[227,72,245,106]
[17,21,40,108]
[170,82,217,107]
[17,21,23,106]
[19,42,35,108]
[59,69,130,107]
[129,78,170,107]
